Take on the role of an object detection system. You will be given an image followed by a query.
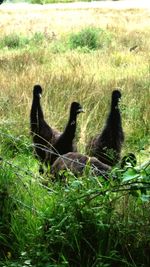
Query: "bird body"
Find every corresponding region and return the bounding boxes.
[30,85,61,166]
[86,90,124,166]
[51,152,111,179]
[50,102,84,164]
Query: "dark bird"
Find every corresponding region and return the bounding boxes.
[86,89,124,166]
[30,85,61,170]
[50,102,84,164]
[51,152,111,180]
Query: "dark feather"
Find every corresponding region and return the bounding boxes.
[50,102,84,164]
[30,85,61,165]
[86,89,124,166]
[51,152,111,180]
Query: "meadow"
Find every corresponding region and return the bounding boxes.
[0,3,150,267]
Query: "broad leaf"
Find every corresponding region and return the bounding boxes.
[122,168,139,182]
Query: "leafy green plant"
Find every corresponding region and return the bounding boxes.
[0,154,150,266]
[0,162,18,259]
[0,32,47,50]
[0,34,29,49]
[68,27,112,51]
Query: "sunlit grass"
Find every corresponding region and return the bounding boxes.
[0,5,149,158]
[0,48,149,157]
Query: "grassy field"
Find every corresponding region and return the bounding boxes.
[0,4,149,155]
[0,3,150,267]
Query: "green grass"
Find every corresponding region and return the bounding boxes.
[0,150,150,266]
[68,27,112,50]
[0,32,51,50]
[0,5,150,267]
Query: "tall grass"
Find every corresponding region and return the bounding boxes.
[0,151,150,266]
[0,5,150,267]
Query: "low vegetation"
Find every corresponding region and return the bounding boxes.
[0,4,149,267]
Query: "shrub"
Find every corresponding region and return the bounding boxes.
[68,27,112,51]
[0,152,150,266]
[0,32,46,50]
[0,34,29,49]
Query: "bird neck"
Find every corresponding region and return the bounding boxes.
[63,112,77,139]
[32,95,39,108]
[105,99,121,129]
[30,95,39,130]
[111,99,119,111]
[35,96,44,121]
[51,113,78,164]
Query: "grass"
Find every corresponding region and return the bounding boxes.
[0,3,150,267]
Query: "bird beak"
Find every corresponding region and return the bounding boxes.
[78,108,85,113]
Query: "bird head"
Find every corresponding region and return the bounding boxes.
[33,85,42,98]
[112,89,122,107]
[70,102,84,116]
